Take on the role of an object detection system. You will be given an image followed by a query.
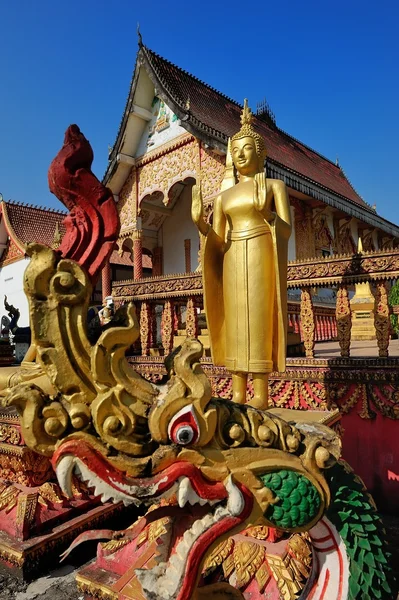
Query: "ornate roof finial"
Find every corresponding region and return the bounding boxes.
[137,23,143,47]
[53,222,62,249]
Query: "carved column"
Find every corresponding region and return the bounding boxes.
[374,281,390,357]
[184,239,191,273]
[186,297,198,338]
[153,247,163,277]
[101,261,112,301]
[300,288,315,358]
[161,300,174,356]
[133,230,143,280]
[336,285,352,357]
[140,301,152,356]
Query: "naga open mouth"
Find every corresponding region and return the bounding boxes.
[52,440,253,600]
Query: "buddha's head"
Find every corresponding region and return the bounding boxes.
[231,99,266,176]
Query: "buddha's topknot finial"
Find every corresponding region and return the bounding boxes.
[231,99,266,164]
[240,98,253,126]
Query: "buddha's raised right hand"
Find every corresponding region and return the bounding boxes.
[191,183,209,236]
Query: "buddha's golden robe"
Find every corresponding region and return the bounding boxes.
[203,179,290,374]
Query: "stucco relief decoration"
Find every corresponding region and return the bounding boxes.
[118,168,137,230]
[362,230,375,252]
[200,146,226,200]
[138,141,197,204]
[291,199,315,260]
[335,220,356,255]
[313,213,332,253]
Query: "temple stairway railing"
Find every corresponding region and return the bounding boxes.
[112,246,399,359]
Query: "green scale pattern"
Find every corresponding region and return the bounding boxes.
[261,470,321,529]
[326,461,397,599]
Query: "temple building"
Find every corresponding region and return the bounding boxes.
[0,200,135,328]
[104,41,399,287]
[104,40,399,352]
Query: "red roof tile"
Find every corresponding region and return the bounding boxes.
[142,46,366,207]
[2,200,66,248]
[109,250,133,267]
[110,250,151,269]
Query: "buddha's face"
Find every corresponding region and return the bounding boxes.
[231,136,259,176]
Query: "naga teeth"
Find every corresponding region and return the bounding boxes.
[56,455,74,498]
[177,476,208,508]
[177,477,191,508]
[225,475,245,517]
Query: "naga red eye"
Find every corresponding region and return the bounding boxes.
[168,405,199,446]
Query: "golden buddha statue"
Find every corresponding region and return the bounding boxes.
[192,100,291,409]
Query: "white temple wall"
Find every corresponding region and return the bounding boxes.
[0,258,30,327]
[161,185,199,274]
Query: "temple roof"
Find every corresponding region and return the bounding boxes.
[142,46,366,206]
[108,43,369,211]
[0,200,66,251]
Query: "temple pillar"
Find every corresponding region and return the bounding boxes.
[153,247,163,276]
[184,239,191,273]
[336,285,352,357]
[161,300,174,356]
[186,297,198,338]
[133,230,143,280]
[300,288,315,358]
[101,261,111,301]
[140,301,152,356]
[374,281,390,358]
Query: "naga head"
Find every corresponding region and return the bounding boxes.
[4,246,341,600]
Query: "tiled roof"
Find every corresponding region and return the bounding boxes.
[110,250,133,267]
[110,250,151,269]
[1,200,66,248]
[141,45,366,208]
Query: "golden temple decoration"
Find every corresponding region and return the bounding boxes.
[374,280,390,357]
[233,541,265,589]
[138,139,197,203]
[3,243,157,463]
[336,285,352,357]
[300,288,315,358]
[119,168,138,231]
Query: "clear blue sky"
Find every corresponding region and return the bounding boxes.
[1,0,398,222]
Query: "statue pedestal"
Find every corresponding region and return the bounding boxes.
[0,407,124,580]
[350,282,376,341]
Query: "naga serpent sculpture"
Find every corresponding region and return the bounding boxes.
[2,127,396,600]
